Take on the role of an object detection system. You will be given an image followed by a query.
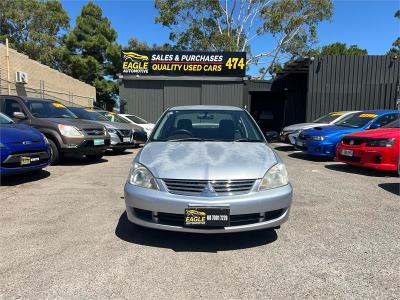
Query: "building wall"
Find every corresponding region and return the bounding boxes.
[0,43,95,107]
[306,55,400,121]
[120,79,244,122]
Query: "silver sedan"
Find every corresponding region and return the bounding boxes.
[124,105,293,233]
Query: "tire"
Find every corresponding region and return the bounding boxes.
[86,153,104,161]
[48,139,60,165]
[113,148,126,154]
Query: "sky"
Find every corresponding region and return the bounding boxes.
[61,0,399,75]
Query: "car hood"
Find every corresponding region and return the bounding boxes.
[44,118,105,129]
[283,122,328,132]
[345,128,400,139]
[0,123,44,144]
[137,142,277,180]
[303,125,360,137]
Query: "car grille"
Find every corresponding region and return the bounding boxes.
[162,179,256,195]
[133,208,285,227]
[341,137,366,145]
[117,129,132,137]
[83,128,104,136]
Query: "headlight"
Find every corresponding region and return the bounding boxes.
[58,124,83,137]
[129,162,159,190]
[259,163,289,191]
[107,128,116,134]
[310,136,326,141]
[366,138,396,147]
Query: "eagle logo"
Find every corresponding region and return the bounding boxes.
[122,51,149,62]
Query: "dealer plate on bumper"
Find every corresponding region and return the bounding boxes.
[123,137,131,143]
[341,149,353,156]
[94,139,105,146]
[184,207,230,227]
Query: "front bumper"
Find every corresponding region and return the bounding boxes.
[0,149,50,175]
[60,138,111,155]
[336,144,399,171]
[124,182,293,233]
[295,139,337,157]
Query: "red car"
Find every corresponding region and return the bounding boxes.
[336,119,400,171]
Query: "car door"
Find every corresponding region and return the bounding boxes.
[1,98,30,123]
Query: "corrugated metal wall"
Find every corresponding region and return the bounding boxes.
[120,80,244,122]
[306,55,400,121]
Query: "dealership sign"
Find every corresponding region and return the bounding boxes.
[121,51,246,77]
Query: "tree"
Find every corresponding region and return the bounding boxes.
[317,42,367,55]
[62,2,120,109]
[155,0,333,78]
[387,10,400,56]
[0,0,69,69]
[127,37,172,51]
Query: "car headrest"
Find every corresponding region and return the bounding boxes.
[177,119,193,130]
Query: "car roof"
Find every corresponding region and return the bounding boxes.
[169,105,243,111]
[358,109,399,115]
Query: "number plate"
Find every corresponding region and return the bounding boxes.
[123,137,131,143]
[184,207,230,227]
[341,149,353,156]
[20,156,31,165]
[93,139,105,146]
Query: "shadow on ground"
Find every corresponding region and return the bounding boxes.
[325,164,397,178]
[1,169,50,186]
[58,156,108,166]
[104,150,135,156]
[288,152,333,162]
[273,145,296,152]
[378,183,400,196]
[115,212,277,253]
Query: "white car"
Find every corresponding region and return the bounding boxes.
[280,111,360,145]
[119,114,155,136]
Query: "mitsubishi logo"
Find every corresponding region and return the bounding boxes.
[203,182,216,194]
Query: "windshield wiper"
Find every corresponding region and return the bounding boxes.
[167,137,205,142]
[233,138,262,142]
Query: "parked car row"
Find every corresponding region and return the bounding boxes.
[0,95,152,175]
[280,110,400,172]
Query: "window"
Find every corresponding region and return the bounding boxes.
[373,113,399,127]
[3,99,24,118]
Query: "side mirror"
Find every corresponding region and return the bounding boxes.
[264,131,279,142]
[368,123,381,130]
[13,111,27,120]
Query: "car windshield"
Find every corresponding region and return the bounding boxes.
[26,100,78,119]
[0,113,14,124]
[151,109,264,142]
[125,115,148,124]
[69,107,109,121]
[98,111,129,123]
[335,112,378,128]
[383,118,400,128]
[313,112,346,123]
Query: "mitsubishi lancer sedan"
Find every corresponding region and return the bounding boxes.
[124,106,293,234]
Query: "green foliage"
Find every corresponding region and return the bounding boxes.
[155,0,333,78]
[0,0,69,69]
[387,10,400,56]
[62,2,120,108]
[318,42,367,55]
[127,37,172,51]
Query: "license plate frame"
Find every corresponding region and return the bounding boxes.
[184,207,230,227]
[93,139,105,146]
[123,137,131,143]
[341,149,353,156]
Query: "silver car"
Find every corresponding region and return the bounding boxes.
[124,105,293,233]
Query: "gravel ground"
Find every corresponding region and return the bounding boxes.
[0,144,399,299]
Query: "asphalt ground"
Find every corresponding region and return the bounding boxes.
[0,144,399,299]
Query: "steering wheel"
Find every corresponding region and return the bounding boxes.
[170,129,194,137]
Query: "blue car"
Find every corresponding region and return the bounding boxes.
[295,110,399,158]
[0,113,51,175]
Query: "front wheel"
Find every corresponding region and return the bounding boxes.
[48,139,60,165]
[86,153,104,161]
